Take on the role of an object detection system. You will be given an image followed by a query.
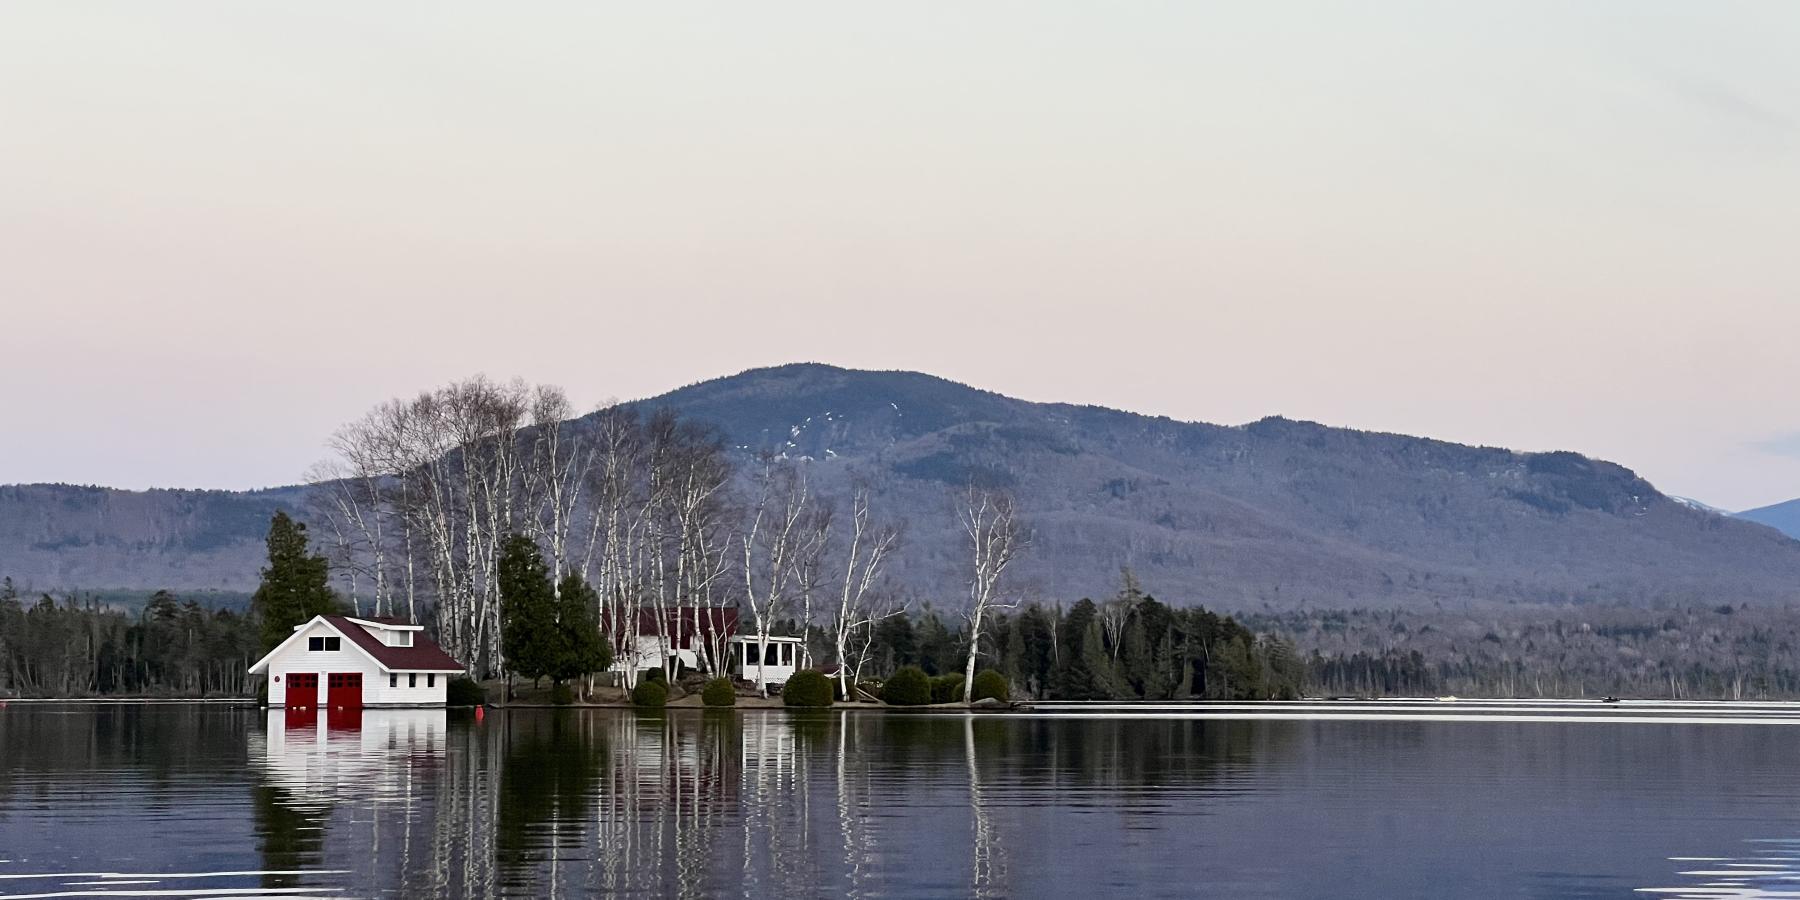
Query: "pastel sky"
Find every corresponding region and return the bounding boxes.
[2,3,1796,510]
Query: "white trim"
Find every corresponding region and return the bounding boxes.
[345,617,423,632]
[250,615,342,674]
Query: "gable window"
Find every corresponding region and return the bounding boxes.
[308,637,323,651]
[409,673,417,688]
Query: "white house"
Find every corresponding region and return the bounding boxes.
[604,606,741,680]
[600,606,810,690]
[730,634,809,690]
[249,615,464,709]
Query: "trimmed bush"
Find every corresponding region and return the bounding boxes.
[702,678,737,707]
[782,670,834,708]
[446,676,485,707]
[881,666,931,706]
[930,673,966,704]
[970,669,1009,703]
[631,679,668,709]
[644,667,667,684]
[550,683,575,705]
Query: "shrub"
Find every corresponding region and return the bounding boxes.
[930,673,966,704]
[881,666,931,706]
[970,669,1009,703]
[702,678,737,707]
[782,670,834,708]
[644,667,667,684]
[551,683,575,705]
[446,676,485,707]
[631,679,668,709]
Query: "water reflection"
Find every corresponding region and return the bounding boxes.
[1640,838,1800,898]
[13,707,1800,897]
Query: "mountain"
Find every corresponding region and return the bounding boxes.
[1670,496,1731,516]
[5,363,1800,611]
[0,483,305,595]
[1738,498,1800,541]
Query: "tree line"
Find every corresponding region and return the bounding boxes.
[846,575,1305,701]
[0,577,260,697]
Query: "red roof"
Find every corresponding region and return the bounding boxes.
[323,615,464,672]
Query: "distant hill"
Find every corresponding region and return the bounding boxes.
[1739,498,1800,541]
[5,363,1800,611]
[0,483,304,595]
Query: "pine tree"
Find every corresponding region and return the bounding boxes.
[250,512,339,652]
[499,534,558,686]
[552,573,611,685]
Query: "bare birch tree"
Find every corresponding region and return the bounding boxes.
[741,459,816,695]
[829,488,902,700]
[959,486,1025,703]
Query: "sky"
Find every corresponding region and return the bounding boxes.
[1,3,1797,510]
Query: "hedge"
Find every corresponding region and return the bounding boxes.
[970,669,1009,703]
[702,678,737,707]
[930,673,966,704]
[782,670,834,708]
[880,666,931,706]
[631,679,668,709]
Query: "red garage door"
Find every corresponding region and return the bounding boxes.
[327,672,363,711]
[286,672,318,709]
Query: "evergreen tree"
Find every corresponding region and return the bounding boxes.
[871,614,917,673]
[551,573,611,685]
[498,534,558,685]
[915,611,958,675]
[250,512,339,652]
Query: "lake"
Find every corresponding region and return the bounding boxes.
[3,701,1800,898]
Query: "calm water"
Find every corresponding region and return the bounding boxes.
[3,703,1800,898]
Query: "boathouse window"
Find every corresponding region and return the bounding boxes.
[390,674,397,688]
[409,673,417,688]
[428,674,435,688]
[307,636,339,652]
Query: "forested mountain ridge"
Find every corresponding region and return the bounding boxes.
[4,363,1799,611]
[0,483,304,594]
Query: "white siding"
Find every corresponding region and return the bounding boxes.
[265,620,450,707]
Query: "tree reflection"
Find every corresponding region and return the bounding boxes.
[495,710,606,887]
[966,715,1009,897]
[250,780,327,889]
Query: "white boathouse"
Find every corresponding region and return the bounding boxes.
[248,615,465,709]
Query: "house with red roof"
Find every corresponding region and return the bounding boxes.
[248,614,465,709]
